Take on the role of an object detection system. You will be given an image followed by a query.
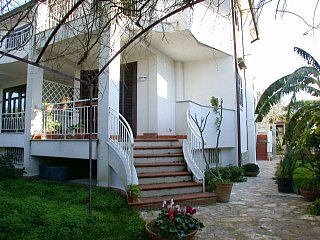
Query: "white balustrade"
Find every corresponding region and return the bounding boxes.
[108,107,135,184]
[1,112,25,132]
[183,110,206,189]
[1,25,31,50]
[34,98,98,139]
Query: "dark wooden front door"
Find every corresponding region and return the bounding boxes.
[120,62,137,137]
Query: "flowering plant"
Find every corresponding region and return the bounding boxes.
[147,199,204,240]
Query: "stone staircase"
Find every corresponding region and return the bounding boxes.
[128,136,217,210]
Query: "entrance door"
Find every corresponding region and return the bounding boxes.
[120,62,137,137]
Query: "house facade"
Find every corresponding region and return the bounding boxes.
[0,0,258,201]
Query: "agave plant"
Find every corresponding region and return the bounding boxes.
[255,47,320,122]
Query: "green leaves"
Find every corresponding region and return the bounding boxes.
[255,66,320,122]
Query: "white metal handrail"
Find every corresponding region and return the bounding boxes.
[1,112,25,132]
[183,110,206,185]
[108,107,135,185]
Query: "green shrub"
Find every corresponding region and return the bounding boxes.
[205,165,247,185]
[293,165,316,192]
[309,198,320,215]
[242,163,260,172]
[0,153,19,178]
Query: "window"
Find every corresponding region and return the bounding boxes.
[237,74,243,107]
[2,85,26,132]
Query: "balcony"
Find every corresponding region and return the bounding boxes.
[0,25,31,51]
[32,99,98,140]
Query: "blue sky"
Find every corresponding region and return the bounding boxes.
[251,0,320,96]
[0,0,31,15]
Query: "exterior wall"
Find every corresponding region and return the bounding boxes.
[191,3,232,55]
[184,56,235,109]
[156,54,176,135]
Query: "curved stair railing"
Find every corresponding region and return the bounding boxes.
[108,107,137,186]
[183,110,206,190]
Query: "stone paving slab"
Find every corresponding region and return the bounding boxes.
[140,160,320,240]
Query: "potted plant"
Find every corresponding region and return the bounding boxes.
[127,184,141,203]
[242,163,260,177]
[276,146,295,193]
[45,114,61,139]
[300,177,320,201]
[205,165,246,202]
[68,123,86,139]
[145,199,204,240]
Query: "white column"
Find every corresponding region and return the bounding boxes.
[175,61,184,101]
[24,54,44,176]
[97,24,121,187]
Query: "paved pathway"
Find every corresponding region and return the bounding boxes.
[140,160,320,240]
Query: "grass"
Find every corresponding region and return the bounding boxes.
[0,178,148,240]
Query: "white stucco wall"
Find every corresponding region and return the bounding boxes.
[125,48,176,135]
[156,54,176,135]
[184,56,236,109]
[191,3,232,55]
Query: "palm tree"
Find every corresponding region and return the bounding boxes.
[255,47,320,122]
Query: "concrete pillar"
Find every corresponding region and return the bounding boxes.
[175,61,184,101]
[24,52,44,176]
[96,24,120,187]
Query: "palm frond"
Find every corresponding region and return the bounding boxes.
[255,67,319,122]
[294,47,320,72]
[284,102,320,144]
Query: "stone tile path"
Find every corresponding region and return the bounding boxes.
[140,160,320,240]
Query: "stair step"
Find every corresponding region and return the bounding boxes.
[134,153,183,158]
[134,153,184,163]
[129,192,217,210]
[135,162,186,174]
[135,162,186,167]
[140,182,203,197]
[134,139,180,147]
[135,138,179,142]
[134,145,182,154]
[138,171,191,178]
[140,183,203,198]
[140,182,201,191]
[134,146,182,150]
[138,171,192,184]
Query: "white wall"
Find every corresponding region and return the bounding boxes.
[191,3,232,55]
[184,56,236,109]
[125,47,177,135]
[156,54,176,135]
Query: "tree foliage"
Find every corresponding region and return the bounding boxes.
[255,47,320,122]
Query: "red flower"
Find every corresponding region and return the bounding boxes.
[169,210,177,219]
[186,206,196,215]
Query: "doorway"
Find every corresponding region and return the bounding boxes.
[120,62,137,137]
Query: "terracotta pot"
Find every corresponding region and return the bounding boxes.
[300,188,320,202]
[215,182,233,203]
[277,178,293,193]
[127,191,138,203]
[145,222,197,240]
[245,172,259,177]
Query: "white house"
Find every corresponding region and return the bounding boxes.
[0,0,258,208]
